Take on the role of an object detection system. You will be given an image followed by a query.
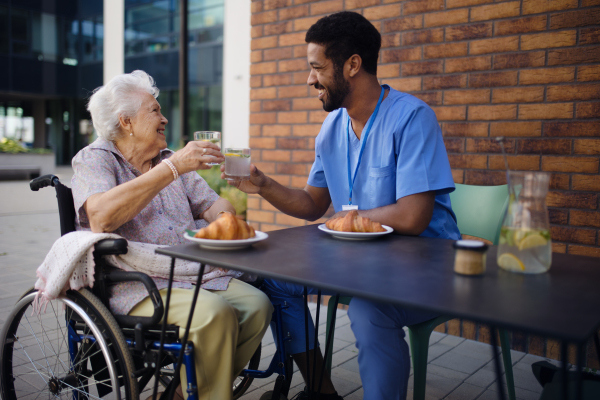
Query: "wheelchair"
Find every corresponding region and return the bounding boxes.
[0,175,295,400]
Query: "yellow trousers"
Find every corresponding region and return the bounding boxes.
[129,279,273,400]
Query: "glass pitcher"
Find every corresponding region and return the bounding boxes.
[497,171,552,274]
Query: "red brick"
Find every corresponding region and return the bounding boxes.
[250,101,261,112]
[446,23,493,42]
[413,92,444,106]
[402,61,444,76]
[278,138,307,150]
[309,111,329,123]
[247,210,275,223]
[489,155,540,170]
[570,210,600,228]
[520,67,575,85]
[517,139,572,155]
[263,74,292,87]
[578,65,600,82]
[493,51,546,70]
[550,8,600,29]
[466,138,515,153]
[423,75,467,90]
[292,98,322,111]
[249,125,262,137]
[444,89,491,105]
[381,47,422,63]
[424,9,469,28]
[550,174,570,190]
[447,0,493,8]
[279,32,307,47]
[378,64,400,78]
[465,170,508,185]
[263,0,291,10]
[252,25,263,38]
[251,87,277,100]
[581,28,600,45]
[519,103,574,120]
[547,191,598,209]
[492,87,544,104]
[263,21,293,36]
[276,213,307,226]
[431,106,467,121]
[442,122,489,137]
[252,36,279,50]
[251,62,277,75]
[469,105,517,121]
[544,121,600,137]
[263,125,291,137]
[263,99,292,111]
[469,37,519,55]
[251,10,278,25]
[381,33,402,48]
[294,16,320,31]
[469,71,518,87]
[548,46,600,66]
[278,111,307,124]
[547,83,600,102]
[263,47,293,61]
[383,15,423,33]
[573,175,600,191]
[553,242,569,254]
[262,150,292,162]
[292,150,315,162]
[383,77,423,92]
[250,137,277,149]
[568,245,600,258]
[494,15,547,36]
[282,84,311,98]
[292,124,321,137]
[363,4,401,20]
[576,102,600,119]
[444,138,465,153]
[491,121,542,137]
[521,31,577,51]
[293,72,310,84]
[445,56,491,73]
[550,226,596,245]
[452,169,465,183]
[424,43,468,59]
[471,1,520,22]
[279,59,308,73]
[310,0,344,15]
[404,0,444,15]
[346,0,380,9]
[583,0,600,5]
[277,163,308,175]
[251,51,263,63]
[574,139,600,155]
[279,5,309,21]
[549,208,569,225]
[250,75,262,87]
[542,156,599,173]
[290,175,308,189]
[403,29,444,46]
[448,154,488,169]
[251,1,263,13]
[523,0,578,15]
[246,196,260,210]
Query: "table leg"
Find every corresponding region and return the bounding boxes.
[153,257,176,400]
[319,294,339,396]
[576,342,584,400]
[561,341,569,400]
[312,291,322,399]
[490,326,507,400]
[303,286,312,399]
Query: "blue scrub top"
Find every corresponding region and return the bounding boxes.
[307,85,461,240]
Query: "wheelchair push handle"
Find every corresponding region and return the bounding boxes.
[30,174,59,191]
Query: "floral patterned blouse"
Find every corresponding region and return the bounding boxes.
[71,138,243,315]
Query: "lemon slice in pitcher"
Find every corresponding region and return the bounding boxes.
[518,233,548,251]
[498,253,525,271]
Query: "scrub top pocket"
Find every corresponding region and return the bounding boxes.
[368,165,396,208]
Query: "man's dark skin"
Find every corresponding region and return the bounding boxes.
[223,42,437,395]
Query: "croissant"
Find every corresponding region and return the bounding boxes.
[195,213,256,240]
[325,210,386,233]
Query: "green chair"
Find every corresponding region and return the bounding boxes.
[324,183,515,400]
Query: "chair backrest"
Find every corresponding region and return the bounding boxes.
[55,181,77,236]
[449,183,509,245]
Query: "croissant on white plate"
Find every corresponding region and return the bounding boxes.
[325,210,385,233]
[194,213,256,240]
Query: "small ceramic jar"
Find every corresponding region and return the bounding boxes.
[453,240,488,276]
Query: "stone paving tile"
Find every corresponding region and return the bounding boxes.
[431,350,490,374]
[426,363,470,382]
[427,340,456,362]
[338,356,360,374]
[343,387,363,399]
[408,371,462,399]
[452,339,497,362]
[444,382,486,400]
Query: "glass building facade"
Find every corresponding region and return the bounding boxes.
[0,0,224,164]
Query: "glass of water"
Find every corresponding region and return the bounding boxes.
[224,148,251,181]
[194,131,221,166]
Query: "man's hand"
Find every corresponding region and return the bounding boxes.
[329,210,349,219]
[221,164,268,194]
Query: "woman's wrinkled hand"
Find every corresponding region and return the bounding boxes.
[220,164,268,194]
[169,141,224,174]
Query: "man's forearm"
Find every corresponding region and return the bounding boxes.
[259,177,325,221]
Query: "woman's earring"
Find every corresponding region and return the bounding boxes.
[130,132,133,136]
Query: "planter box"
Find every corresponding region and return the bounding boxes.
[0,153,55,180]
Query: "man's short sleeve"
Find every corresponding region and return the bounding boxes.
[71,149,118,226]
[395,105,455,200]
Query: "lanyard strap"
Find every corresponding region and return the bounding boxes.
[346,86,385,205]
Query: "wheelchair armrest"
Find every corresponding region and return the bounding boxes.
[94,239,128,256]
[104,271,164,328]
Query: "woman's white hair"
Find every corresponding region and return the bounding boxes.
[87,70,160,141]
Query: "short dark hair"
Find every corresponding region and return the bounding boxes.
[305,12,381,76]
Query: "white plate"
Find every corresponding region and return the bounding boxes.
[184,231,268,250]
[318,224,393,240]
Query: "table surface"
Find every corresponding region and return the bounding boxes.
[156,225,600,343]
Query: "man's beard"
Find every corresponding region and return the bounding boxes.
[317,69,350,112]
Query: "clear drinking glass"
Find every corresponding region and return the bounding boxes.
[497,171,552,274]
[224,148,251,181]
[194,131,221,166]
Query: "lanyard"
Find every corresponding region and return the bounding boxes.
[346,86,385,205]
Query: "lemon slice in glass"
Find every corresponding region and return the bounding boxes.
[225,153,242,157]
[498,253,525,271]
[518,233,548,251]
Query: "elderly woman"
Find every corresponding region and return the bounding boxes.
[71,70,272,400]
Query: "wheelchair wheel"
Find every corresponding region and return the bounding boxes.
[0,288,138,400]
[232,344,261,399]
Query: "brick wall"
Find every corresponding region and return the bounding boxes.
[249,0,600,366]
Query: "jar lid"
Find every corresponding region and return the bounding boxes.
[453,240,488,252]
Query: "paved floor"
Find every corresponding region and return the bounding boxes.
[0,168,558,399]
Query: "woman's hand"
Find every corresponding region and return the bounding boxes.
[220,164,268,194]
[169,141,224,174]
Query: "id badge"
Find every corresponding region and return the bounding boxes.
[342,204,359,211]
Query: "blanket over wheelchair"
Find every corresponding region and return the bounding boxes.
[34,231,245,309]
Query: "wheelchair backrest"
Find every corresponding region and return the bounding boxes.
[30,174,76,236]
